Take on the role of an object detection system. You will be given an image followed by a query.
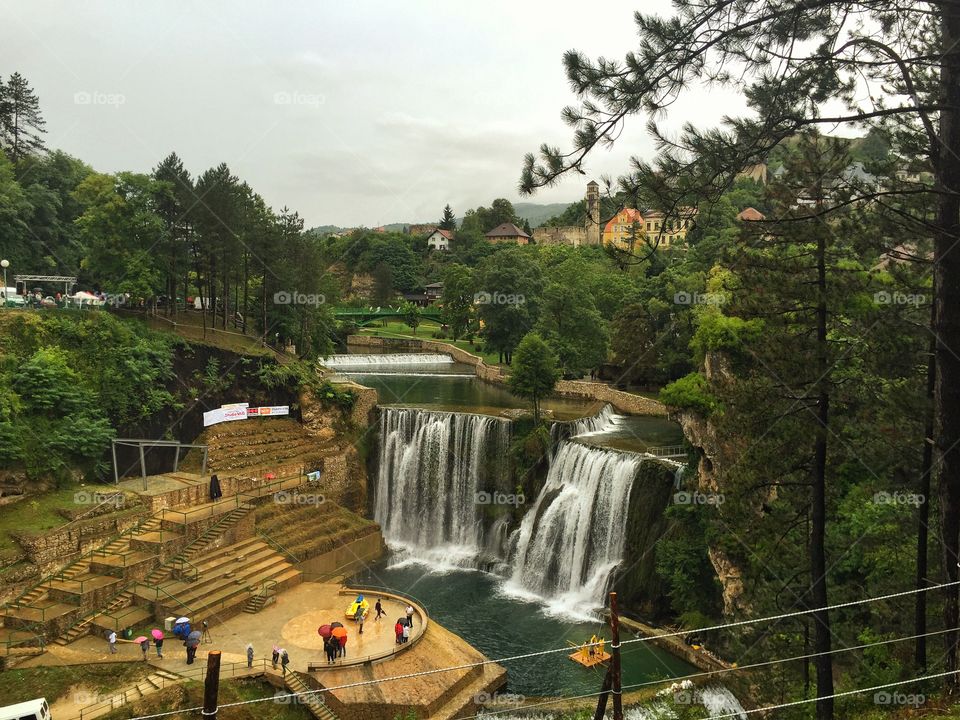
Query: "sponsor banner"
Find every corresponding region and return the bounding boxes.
[203,406,250,427]
[247,406,290,417]
[222,402,249,410]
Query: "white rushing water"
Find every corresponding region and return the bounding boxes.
[374,407,510,569]
[504,441,644,617]
[322,353,454,370]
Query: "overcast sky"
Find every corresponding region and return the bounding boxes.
[1,0,748,228]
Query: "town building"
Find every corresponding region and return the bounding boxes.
[736,207,766,221]
[426,229,452,251]
[532,180,602,247]
[602,208,645,249]
[424,282,443,302]
[408,223,439,236]
[485,222,531,245]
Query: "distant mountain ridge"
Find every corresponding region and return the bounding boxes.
[306,200,577,235]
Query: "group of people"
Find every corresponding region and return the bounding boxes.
[270,645,291,675]
[394,604,415,644]
[323,633,345,664]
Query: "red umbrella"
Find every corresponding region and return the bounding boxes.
[331,626,348,645]
[133,636,148,644]
[151,629,164,640]
[318,624,332,639]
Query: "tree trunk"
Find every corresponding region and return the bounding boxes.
[811,213,834,720]
[917,297,936,672]
[938,2,960,689]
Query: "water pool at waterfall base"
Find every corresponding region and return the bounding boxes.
[349,556,698,698]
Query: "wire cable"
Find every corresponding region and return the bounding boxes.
[119,580,960,720]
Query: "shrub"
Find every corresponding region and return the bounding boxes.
[660,372,718,415]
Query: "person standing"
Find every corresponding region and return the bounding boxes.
[246,643,254,668]
[272,645,280,670]
[329,635,340,660]
[394,621,403,645]
[358,610,365,635]
[155,635,164,658]
[402,621,410,644]
[405,605,414,627]
[140,638,149,661]
[108,631,117,655]
[280,648,290,676]
[375,598,384,621]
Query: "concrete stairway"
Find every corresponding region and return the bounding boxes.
[145,537,301,623]
[285,671,339,720]
[68,669,183,720]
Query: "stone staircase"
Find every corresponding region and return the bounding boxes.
[67,668,183,720]
[286,671,339,720]
[140,537,301,624]
[56,502,257,644]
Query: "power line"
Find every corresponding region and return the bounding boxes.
[119,580,960,720]
[450,627,960,720]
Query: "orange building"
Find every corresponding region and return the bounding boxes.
[602,208,645,250]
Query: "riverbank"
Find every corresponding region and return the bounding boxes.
[344,335,667,416]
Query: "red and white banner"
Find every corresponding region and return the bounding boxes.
[203,405,250,427]
[203,403,289,427]
[247,406,289,417]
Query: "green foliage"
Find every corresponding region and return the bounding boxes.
[507,332,561,423]
[689,311,763,362]
[400,301,421,335]
[655,503,723,620]
[659,372,718,415]
[439,264,475,341]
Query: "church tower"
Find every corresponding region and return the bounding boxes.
[585,181,601,245]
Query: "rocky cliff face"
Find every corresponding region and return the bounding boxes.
[673,352,752,617]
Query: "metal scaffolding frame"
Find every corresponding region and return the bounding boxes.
[14,274,78,296]
[111,438,208,489]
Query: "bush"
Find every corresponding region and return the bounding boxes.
[660,372,718,415]
[690,312,762,362]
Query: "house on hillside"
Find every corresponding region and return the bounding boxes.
[642,208,697,247]
[409,223,439,236]
[426,229,453,251]
[424,282,443,302]
[736,207,766,222]
[484,222,531,245]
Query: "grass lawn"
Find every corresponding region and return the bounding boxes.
[0,483,125,560]
[99,677,314,720]
[355,319,506,367]
[0,662,154,706]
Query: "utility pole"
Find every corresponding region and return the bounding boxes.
[202,650,221,720]
[593,591,624,720]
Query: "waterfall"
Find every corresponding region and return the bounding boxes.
[374,407,510,569]
[504,441,644,616]
[566,403,621,437]
[322,353,454,370]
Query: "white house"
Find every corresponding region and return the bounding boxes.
[426,228,453,251]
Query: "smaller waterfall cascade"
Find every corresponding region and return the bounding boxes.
[374,407,510,568]
[322,353,455,370]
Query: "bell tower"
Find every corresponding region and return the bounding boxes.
[585,181,601,245]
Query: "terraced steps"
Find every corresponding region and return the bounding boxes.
[71,669,183,720]
[255,501,379,562]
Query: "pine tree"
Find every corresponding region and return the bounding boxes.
[520,3,960,705]
[439,204,456,230]
[1,72,46,161]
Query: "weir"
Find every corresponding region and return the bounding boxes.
[322,353,455,370]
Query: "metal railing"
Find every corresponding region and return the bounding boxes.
[74,658,275,719]
[257,530,301,563]
[646,444,688,458]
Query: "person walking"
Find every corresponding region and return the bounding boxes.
[246,643,254,668]
[405,605,414,627]
[358,610,365,635]
[108,631,117,655]
[394,620,403,645]
[155,635,164,658]
[329,635,340,661]
[375,598,384,621]
[140,638,149,661]
[280,648,290,676]
[323,637,333,665]
[272,645,280,670]
[402,621,410,644]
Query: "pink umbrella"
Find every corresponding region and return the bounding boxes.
[318,624,332,638]
[133,636,148,643]
[151,629,164,640]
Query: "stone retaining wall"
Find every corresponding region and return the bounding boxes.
[345,335,666,414]
[295,530,385,580]
[14,508,150,571]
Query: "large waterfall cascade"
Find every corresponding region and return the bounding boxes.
[374,406,510,568]
[374,403,654,614]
